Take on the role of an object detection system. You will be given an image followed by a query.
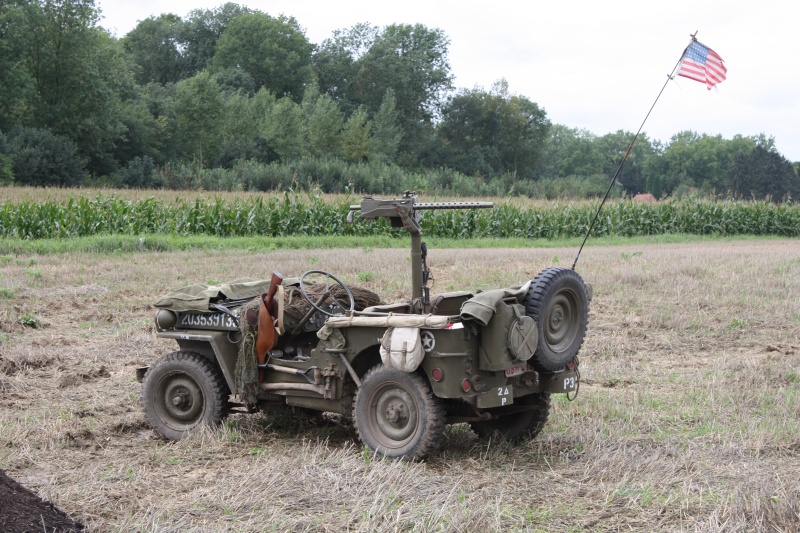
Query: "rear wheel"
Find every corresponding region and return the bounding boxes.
[470,393,551,441]
[353,365,445,460]
[142,351,230,440]
[525,267,589,371]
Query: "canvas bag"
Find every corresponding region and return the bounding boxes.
[379,327,424,372]
[478,302,538,371]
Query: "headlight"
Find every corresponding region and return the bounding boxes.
[155,309,177,330]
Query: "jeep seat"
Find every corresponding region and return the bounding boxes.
[429,291,473,315]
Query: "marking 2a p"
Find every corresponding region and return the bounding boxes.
[497,386,511,405]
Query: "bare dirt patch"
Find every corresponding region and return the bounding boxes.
[0,469,83,532]
[0,240,799,531]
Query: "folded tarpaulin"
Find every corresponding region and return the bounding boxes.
[153,278,273,313]
[459,281,531,326]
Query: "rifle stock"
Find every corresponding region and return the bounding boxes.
[263,271,283,315]
[256,271,284,367]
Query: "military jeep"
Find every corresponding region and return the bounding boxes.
[139,192,590,460]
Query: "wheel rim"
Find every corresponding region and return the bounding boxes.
[154,372,205,430]
[544,288,579,353]
[367,382,419,449]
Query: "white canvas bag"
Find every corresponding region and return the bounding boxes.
[379,327,424,372]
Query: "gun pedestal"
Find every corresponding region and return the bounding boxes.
[349,192,493,314]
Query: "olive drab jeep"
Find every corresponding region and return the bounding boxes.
[138,192,591,460]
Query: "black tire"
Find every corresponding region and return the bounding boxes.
[141,351,231,440]
[470,393,551,441]
[525,267,589,371]
[353,365,445,460]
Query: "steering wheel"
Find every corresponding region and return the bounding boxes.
[298,270,355,317]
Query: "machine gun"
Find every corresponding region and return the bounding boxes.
[348,192,493,313]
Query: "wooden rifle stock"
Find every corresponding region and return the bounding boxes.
[263,271,283,315]
[256,271,284,367]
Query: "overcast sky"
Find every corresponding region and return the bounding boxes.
[97,0,799,161]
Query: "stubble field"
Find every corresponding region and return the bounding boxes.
[0,239,799,531]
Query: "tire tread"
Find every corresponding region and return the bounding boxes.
[470,393,551,442]
[353,365,445,461]
[525,267,589,371]
[141,350,230,440]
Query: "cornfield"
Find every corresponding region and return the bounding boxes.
[1,193,798,240]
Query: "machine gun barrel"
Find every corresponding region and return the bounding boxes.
[414,202,494,210]
[347,197,493,223]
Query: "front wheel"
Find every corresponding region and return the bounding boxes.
[141,351,231,440]
[353,366,445,460]
[470,393,551,442]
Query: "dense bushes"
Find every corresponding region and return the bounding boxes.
[4,128,87,187]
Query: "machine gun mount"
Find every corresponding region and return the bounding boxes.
[348,192,494,313]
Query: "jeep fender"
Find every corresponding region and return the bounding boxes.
[154,330,239,395]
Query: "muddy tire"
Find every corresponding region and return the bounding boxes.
[353,365,445,460]
[470,393,551,441]
[141,351,230,440]
[525,267,589,371]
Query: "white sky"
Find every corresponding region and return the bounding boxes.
[97,0,800,161]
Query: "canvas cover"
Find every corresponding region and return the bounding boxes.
[154,278,273,313]
[478,302,537,371]
[459,281,531,326]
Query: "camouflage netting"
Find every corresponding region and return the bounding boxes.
[283,284,382,321]
[234,298,261,406]
[233,285,381,406]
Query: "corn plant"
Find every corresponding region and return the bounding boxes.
[1,194,798,240]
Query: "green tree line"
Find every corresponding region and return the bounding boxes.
[1,0,797,200]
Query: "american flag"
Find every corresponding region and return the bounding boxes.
[677,40,727,90]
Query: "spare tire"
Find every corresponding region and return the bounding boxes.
[524,267,589,371]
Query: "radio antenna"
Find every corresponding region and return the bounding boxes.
[571,37,697,270]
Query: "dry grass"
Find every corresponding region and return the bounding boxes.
[1,240,799,531]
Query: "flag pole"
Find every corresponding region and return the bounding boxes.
[570,36,696,271]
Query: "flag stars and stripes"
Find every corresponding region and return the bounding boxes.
[677,40,727,90]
